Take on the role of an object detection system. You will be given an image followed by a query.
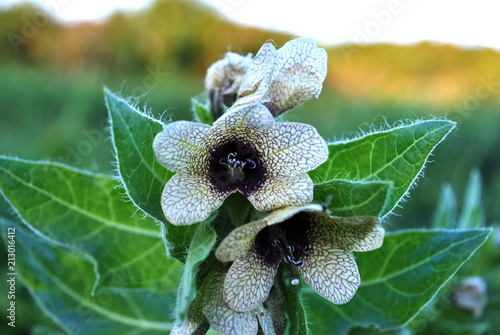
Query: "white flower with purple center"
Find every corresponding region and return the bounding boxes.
[153,104,328,225]
[215,204,385,312]
[234,37,328,117]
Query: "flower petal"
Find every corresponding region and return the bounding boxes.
[205,52,252,95]
[216,219,268,262]
[296,244,360,305]
[265,38,327,116]
[262,122,328,177]
[236,43,277,106]
[249,173,313,211]
[310,214,385,252]
[161,174,230,225]
[153,121,210,174]
[216,204,323,262]
[203,268,259,335]
[213,103,275,141]
[256,305,277,335]
[264,204,324,227]
[235,38,327,116]
[224,251,279,312]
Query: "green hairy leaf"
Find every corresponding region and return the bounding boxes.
[303,229,492,335]
[105,88,198,258]
[0,156,180,292]
[432,184,457,229]
[1,218,180,334]
[311,120,456,217]
[285,284,311,335]
[313,179,392,217]
[457,169,485,229]
[176,218,217,321]
[105,87,172,221]
[192,93,214,125]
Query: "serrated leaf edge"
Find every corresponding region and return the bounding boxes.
[104,88,175,255]
[323,119,456,218]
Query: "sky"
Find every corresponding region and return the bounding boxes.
[1,0,498,50]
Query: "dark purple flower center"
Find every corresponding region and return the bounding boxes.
[254,212,313,268]
[209,139,266,196]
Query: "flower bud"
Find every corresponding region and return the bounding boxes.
[452,276,487,317]
[205,52,252,119]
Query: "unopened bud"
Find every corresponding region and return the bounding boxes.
[205,52,252,119]
[452,276,487,317]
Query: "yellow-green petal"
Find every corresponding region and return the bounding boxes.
[213,103,275,141]
[236,43,276,106]
[310,214,385,252]
[262,122,328,177]
[161,174,230,225]
[265,38,327,116]
[249,173,313,211]
[216,219,268,262]
[235,38,327,116]
[297,245,360,305]
[224,251,279,312]
[153,121,211,174]
[202,268,259,335]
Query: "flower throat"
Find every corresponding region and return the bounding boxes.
[209,139,266,195]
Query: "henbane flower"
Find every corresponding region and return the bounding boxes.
[234,37,328,117]
[153,104,328,225]
[216,204,385,312]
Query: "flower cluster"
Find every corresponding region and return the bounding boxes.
[153,38,329,226]
[153,38,386,335]
[216,205,384,312]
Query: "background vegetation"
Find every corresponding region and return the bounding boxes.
[0,0,499,333]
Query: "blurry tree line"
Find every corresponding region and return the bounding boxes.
[0,0,291,74]
[1,0,500,105]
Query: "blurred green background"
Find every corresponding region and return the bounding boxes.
[0,0,499,334]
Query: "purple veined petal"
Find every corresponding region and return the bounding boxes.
[212,103,275,141]
[153,121,211,174]
[236,42,277,105]
[202,269,259,335]
[263,204,324,227]
[308,213,385,252]
[170,292,210,335]
[296,241,360,305]
[249,173,313,211]
[224,251,279,312]
[216,204,322,262]
[260,287,288,335]
[262,122,328,177]
[161,174,231,225]
[265,37,328,116]
[216,219,268,262]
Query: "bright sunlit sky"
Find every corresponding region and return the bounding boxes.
[1,0,499,50]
